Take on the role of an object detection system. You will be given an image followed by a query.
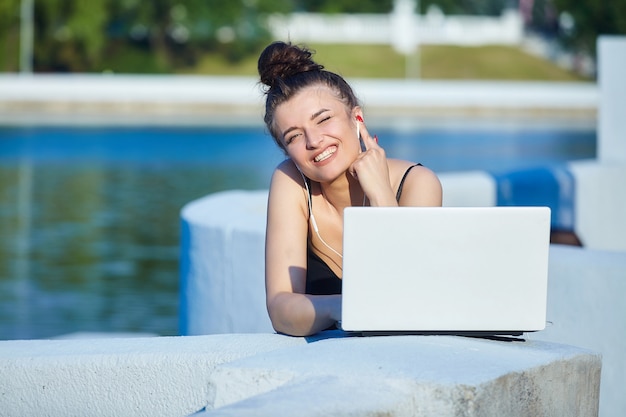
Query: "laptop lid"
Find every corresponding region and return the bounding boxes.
[340,206,551,335]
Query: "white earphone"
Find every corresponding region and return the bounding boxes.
[298,167,343,259]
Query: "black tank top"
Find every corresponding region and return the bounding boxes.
[305,164,421,295]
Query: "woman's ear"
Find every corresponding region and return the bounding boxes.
[351,106,363,123]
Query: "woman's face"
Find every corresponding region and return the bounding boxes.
[274,85,361,183]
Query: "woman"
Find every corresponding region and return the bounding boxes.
[260,41,442,336]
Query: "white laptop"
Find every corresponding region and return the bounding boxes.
[340,206,551,336]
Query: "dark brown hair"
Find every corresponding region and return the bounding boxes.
[258,41,360,152]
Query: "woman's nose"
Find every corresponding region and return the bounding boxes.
[305,131,323,149]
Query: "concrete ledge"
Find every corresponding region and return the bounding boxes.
[0,75,597,123]
[0,333,601,417]
[0,333,307,417]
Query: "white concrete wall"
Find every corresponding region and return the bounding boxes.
[439,171,497,207]
[0,332,601,417]
[538,245,626,417]
[180,190,273,335]
[570,161,626,251]
[598,36,626,162]
[572,36,626,252]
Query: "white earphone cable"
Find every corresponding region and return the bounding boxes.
[300,170,344,259]
[298,120,364,260]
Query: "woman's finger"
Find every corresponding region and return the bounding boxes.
[357,120,380,150]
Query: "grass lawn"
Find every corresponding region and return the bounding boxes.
[180,43,589,81]
[418,45,586,81]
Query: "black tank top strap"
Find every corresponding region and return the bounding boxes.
[395,163,422,202]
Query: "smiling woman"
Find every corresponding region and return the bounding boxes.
[258,41,443,337]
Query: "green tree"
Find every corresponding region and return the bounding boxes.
[294,0,393,13]
[1,0,295,73]
[0,0,22,71]
[553,0,626,55]
[103,0,292,72]
[34,0,109,71]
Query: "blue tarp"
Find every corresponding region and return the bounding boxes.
[491,167,576,231]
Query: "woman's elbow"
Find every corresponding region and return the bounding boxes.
[266,294,315,337]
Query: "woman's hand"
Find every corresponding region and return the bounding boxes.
[348,120,397,206]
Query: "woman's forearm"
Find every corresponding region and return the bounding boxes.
[268,292,341,337]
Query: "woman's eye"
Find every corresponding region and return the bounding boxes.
[285,133,300,145]
[318,116,331,124]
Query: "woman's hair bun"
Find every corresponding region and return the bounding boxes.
[258,41,324,88]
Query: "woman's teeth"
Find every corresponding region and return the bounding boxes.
[314,146,336,162]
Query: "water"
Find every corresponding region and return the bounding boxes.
[0,122,596,340]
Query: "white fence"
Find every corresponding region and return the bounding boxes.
[266,9,523,52]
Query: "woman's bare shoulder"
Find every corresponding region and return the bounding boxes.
[271,158,300,181]
[388,159,442,206]
[268,159,309,210]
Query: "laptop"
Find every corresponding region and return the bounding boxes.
[340,206,551,336]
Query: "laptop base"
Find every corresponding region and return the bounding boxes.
[352,330,527,342]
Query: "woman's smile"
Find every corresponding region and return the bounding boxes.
[314,145,337,163]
